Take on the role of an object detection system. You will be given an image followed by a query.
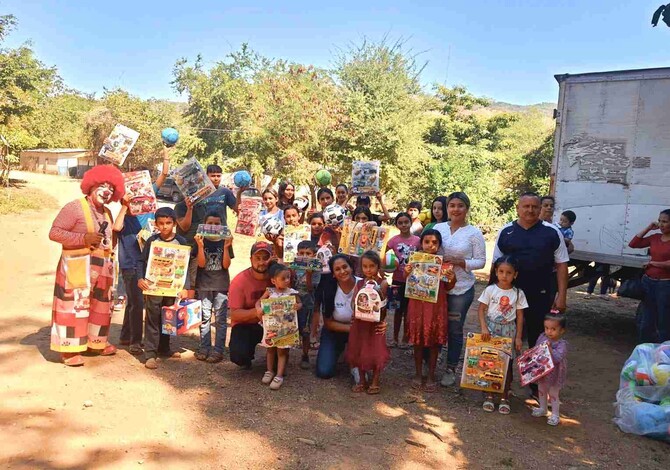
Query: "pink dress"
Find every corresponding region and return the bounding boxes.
[345,279,391,372]
[406,283,448,347]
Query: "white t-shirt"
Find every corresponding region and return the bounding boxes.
[478,284,529,324]
[332,278,361,323]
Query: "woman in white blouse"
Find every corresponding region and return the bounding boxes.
[433,192,487,386]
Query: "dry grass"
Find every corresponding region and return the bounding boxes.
[0,183,59,215]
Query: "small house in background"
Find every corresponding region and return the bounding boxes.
[20,148,96,178]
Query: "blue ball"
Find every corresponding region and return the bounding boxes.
[234,170,252,187]
[161,127,179,146]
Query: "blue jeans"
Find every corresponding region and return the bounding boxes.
[446,285,476,369]
[315,327,349,379]
[120,269,143,345]
[197,291,228,354]
[640,275,670,343]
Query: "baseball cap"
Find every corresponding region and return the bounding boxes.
[250,241,273,256]
[356,195,371,205]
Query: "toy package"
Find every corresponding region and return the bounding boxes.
[283,225,311,263]
[235,197,263,236]
[517,341,556,387]
[460,332,513,394]
[142,241,191,297]
[404,252,442,303]
[161,299,202,336]
[196,224,232,241]
[261,296,299,348]
[351,160,380,195]
[338,219,390,257]
[99,123,140,166]
[136,216,157,252]
[123,170,157,216]
[354,281,385,322]
[171,157,216,204]
[441,262,454,283]
[288,256,322,272]
[614,341,670,442]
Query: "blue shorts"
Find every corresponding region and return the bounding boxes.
[298,293,315,338]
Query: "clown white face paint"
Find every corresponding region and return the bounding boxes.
[91,183,114,207]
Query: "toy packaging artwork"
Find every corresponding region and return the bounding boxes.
[354,280,385,322]
[161,299,202,336]
[136,216,157,252]
[460,333,513,394]
[441,262,454,283]
[288,256,322,272]
[98,123,140,166]
[142,241,191,297]
[351,160,380,195]
[261,296,299,349]
[283,225,311,263]
[235,197,263,236]
[614,341,670,442]
[170,157,216,204]
[517,341,556,387]
[196,224,232,241]
[338,219,391,257]
[123,170,157,216]
[404,252,442,303]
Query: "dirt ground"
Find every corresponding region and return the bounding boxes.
[0,171,668,470]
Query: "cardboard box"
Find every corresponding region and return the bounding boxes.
[161,299,202,336]
[517,341,555,387]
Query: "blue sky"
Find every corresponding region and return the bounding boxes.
[2,1,668,105]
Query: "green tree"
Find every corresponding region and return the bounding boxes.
[332,38,430,203]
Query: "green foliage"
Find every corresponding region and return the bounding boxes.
[0,14,555,230]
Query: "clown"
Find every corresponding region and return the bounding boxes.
[49,164,125,366]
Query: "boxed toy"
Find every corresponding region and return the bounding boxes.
[99,123,140,166]
[123,170,157,216]
[460,332,513,394]
[235,197,264,236]
[261,296,299,348]
[171,157,216,204]
[517,341,555,387]
[405,252,442,303]
[161,299,202,336]
[351,160,380,195]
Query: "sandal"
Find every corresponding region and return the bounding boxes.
[100,344,117,356]
[366,385,381,395]
[411,378,423,390]
[547,415,560,426]
[195,351,208,361]
[483,396,495,413]
[424,381,437,393]
[351,383,366,393]
[498,399,511,415]
[310,341,320,350]
[388,340,398,348]
[128,344,143,355]
[206,352,224,363]
[62,354,84,367]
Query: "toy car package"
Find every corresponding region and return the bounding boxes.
[460,332,513,394]
[123,170,157,216]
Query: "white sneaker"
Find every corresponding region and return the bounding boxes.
[269,376,284,390]
[532,407,547,418]
[441,368,456,387]
[261,370,275,385]
[547,414,560,426]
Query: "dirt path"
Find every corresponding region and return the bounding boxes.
[0,171,667,469]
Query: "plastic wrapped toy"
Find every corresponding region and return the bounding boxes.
[613,341,670,442]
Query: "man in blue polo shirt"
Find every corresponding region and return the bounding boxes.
[492,192,569,392]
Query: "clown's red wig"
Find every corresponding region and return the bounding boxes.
[80,164,125,202]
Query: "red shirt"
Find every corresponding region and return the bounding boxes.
[228,268,272,326]
[629,234,670,279]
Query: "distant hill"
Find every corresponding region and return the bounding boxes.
[489,101,555,116]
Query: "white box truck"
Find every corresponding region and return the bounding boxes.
[551,67,670,286]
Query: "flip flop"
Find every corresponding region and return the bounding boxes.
[424,381,437,393]
[351,383,366,393]
[366,385,381,395]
